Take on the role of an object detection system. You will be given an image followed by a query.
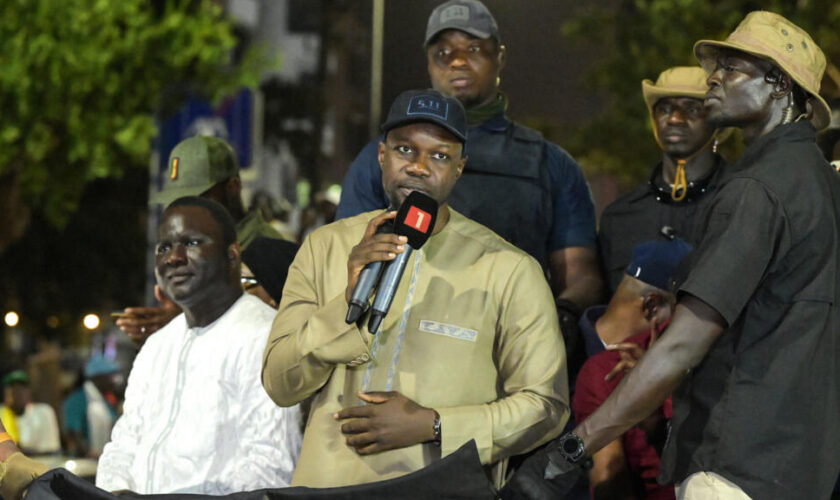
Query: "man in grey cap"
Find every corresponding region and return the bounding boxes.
[335,0,603,354]
[117,136,284,346]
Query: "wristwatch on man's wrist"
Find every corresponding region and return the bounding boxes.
[545,432,593,479]
[431,410,441,444]
[557,432,590,466]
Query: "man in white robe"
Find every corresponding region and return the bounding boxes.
[96,196,301,494]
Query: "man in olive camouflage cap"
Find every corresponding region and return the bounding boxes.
[118,136,284,347]
[505,11,840,500]
[151,136,282,248]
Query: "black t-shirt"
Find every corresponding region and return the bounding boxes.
[659,122,840,499]
[598,155,728,295]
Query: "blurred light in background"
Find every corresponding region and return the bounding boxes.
[83,313,100,330]
[4,311,19,327]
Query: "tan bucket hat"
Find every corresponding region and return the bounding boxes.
[642,66,709,119]
[693,11,830,130]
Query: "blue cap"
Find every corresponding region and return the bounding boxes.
[625,238,693,290]
[85,355,119,378]
[381,89,467,142]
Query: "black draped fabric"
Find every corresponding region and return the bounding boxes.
[26,440,496,500]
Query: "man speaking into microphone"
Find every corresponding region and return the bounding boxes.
[262,89,569,489]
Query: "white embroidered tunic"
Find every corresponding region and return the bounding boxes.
[97,294,301,494]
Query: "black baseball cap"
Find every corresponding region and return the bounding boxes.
[381,89,467,143]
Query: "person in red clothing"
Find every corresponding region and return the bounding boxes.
[574,239,691,499]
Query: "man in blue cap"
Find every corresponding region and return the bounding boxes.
[574,239,691,500]
[579,238,693,359]
[336,0,603,344]
[62,355,121,458]
[263,88,568,489]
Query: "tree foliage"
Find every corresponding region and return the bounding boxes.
[0,0,265,243]
[561,0,840,187]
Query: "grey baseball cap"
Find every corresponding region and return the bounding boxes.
[424,0,501,46]
[150,136,239,206]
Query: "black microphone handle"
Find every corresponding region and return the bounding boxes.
[368,245,414,333]
[345,259,384,324]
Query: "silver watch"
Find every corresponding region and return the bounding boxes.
[432,411,441,444]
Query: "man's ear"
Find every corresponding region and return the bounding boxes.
[770,72,794,100]
[378,141,386,171]
[455,155,467,179]
[646,292,676,330]
[227,242,241,266]
[226,175,242,197]
[497,44,507,71]
[642,292,668,322]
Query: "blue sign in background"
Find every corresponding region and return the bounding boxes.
[154,89,253,188]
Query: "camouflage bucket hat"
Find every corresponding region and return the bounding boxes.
[642,66,709,119]
[150,136,239,206]
[693,11,830,130]
[641,66,734,148]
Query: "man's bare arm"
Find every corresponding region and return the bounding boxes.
[590,439,637,500]
[550,247,604,310]
[575,294,725,454]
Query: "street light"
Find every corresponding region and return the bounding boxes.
[83,313,100,330]
[4,311,19,327]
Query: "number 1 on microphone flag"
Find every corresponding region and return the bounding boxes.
[405,206,432,233]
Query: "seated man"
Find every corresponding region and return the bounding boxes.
[579,238,691,359]
[118,136,286,347]
[574,239,691,500]
[262,89,568,489]
[0,371,60,455]
[96,197,301,495]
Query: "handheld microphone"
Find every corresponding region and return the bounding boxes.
[345,220,394,324]
[367,191,437,333]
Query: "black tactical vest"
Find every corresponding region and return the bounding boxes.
[448,121,553,269]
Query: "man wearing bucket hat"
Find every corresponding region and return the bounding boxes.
[599,66,729,295]
[503,11,840,500]
[263,89,567,489]
[117,136,285,347]
[335,0,603,327]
